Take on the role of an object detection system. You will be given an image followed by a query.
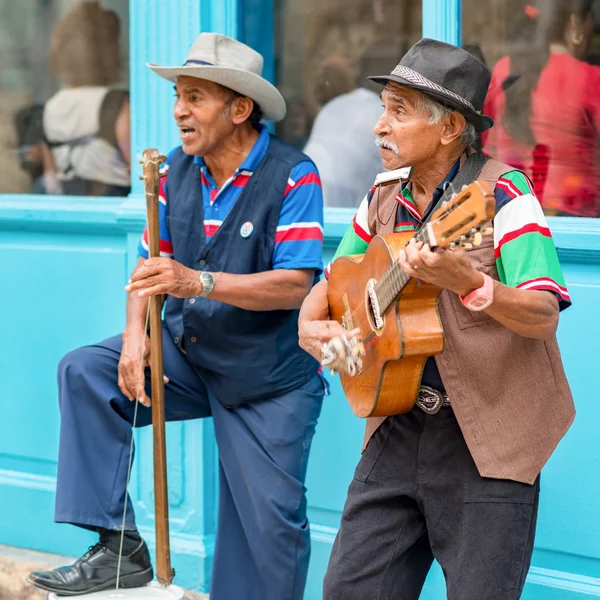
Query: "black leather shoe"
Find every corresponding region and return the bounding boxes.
[27,540,153,596]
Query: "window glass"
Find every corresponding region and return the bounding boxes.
[0,1,130,196]
[248,0,422,208]
[464,0,600,217]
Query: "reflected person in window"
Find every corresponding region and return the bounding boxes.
[42,1,131,197]
[304,55,384,208]
[482,0,599,217]
[299,38,574,600]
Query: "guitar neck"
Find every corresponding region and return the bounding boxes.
[371,174,494,318]
[375,227,431,316]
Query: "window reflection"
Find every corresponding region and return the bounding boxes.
[0,1,130,196]
[465,0,600,217]
[273,0,422,208]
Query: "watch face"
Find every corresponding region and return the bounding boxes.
[202,273,215,286]
[467,295,493,311]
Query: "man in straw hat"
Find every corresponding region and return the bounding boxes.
[299,38,574,599]
[28,33,326,600]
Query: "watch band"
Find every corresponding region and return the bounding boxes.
[459,272,494,312]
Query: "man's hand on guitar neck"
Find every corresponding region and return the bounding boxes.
[398,238,560,340]
[398,238,483,297]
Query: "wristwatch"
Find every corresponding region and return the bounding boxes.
[459,273,494,311]
[199,272,215,298]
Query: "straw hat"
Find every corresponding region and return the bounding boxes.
[148,33,286,122]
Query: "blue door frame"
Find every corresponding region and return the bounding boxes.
[1,0,600,597]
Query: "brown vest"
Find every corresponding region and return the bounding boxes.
[363,159,575,484]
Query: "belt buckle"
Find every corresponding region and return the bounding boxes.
[416,385,444,415]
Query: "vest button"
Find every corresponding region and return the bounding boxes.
[199,260,206,266]
[174,337,179,344]
[189,298,196,304]
[191,336,197,343]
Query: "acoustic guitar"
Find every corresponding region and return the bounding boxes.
[326,180,495,418]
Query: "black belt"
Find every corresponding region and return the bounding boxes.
[415,385,451,414]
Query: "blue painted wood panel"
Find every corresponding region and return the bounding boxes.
[422,0,462,44]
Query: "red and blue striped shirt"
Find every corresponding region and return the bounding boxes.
[139,125,324,274]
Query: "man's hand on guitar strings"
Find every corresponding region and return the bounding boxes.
[399,238,485,297]
[321,333,366,376]
[299,320,361,364]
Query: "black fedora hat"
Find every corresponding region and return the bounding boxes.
[369,38,494,133]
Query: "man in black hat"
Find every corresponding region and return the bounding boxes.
[298,38,574,599]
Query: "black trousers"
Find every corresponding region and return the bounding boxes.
[323,407,539,600]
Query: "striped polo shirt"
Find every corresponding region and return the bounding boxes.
[326,165,571,310]
[138,125,324,274]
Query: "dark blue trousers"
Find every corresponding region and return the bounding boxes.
[54,327,324,600]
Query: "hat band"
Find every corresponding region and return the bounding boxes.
[184,59,215,66]
[391,65,477,113]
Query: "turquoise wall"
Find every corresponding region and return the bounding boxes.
[1,0,600,598]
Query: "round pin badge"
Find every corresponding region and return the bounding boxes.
[240,221,254,238]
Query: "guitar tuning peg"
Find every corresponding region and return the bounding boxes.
[462,242,473,250]
[139,174,145,181]
[139,158,145,165]
[159,155,168,163]
[482,227,494,236]
[472,232,483,246]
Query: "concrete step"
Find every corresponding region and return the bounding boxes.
[0,545,207,600]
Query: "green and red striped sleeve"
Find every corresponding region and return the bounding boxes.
[324,193,372,278]
[494,170,571,309]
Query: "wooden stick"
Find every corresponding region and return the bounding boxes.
[141,149,173,586]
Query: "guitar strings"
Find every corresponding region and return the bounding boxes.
[115,301,151,592]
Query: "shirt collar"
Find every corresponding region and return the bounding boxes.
[193,124,270,175]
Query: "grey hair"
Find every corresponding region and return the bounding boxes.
[415,93,479,148]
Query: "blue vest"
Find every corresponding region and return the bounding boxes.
[164,136,319,406]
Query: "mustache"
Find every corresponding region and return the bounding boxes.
[374,136,400,155]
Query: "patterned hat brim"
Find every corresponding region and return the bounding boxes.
[369,74,494,133]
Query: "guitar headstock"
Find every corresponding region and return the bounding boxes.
[139,148,167,197]
[424,180,495,250]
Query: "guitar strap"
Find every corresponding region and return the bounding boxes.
[422,151,489,227]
